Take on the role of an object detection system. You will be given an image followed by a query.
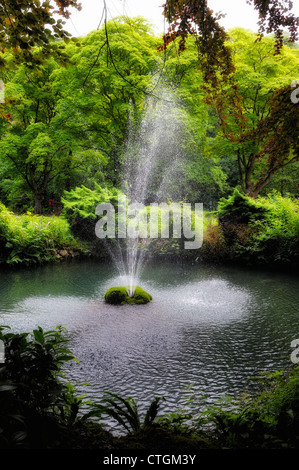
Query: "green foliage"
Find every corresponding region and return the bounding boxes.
[0,325,84,448]
[210,28,299,197]
[84,392,165,434]
[260,161,299,197]
[54,17,160,187]
[61,184,121,243]
[157,408,193,435]
[245,192,299,263]
[216,189,299,264]
[0,202,82,265]
[0,0,81,68]
[0,54,104,213]
[200,366,299,448]
[62,184,120,221]
[253,191,299,238]
[217,188,270,224]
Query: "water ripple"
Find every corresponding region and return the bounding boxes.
[0,261,298,432]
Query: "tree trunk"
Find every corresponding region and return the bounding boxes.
[34,192,45,214]
[237,150,275,198]
[244,187,260,198]
[238,151,256,196]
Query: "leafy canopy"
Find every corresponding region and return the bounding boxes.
[0,0,81,67]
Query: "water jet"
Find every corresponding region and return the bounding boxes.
[100,88,191,295]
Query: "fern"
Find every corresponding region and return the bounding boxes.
[0,202,83,265]
[62,183,121,221]
[83,392,165,434]
[143,396,165,427]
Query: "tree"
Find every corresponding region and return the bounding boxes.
[0,53,103,213]
[159,0,234,90]
[213,29,299,197]
[0,16,163,212]
[161,0,299,80]
[239,84,299,196]
[54,17,160,186]
[0,0,81,67]
[160,1,299,197]
[159,35,229,206]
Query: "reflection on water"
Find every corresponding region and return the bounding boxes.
[0,260,298,432]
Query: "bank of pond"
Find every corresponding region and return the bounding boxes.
[0,189,298,449]
[0,324,299,450]
[0,190,298,270]
[0,256,298,450]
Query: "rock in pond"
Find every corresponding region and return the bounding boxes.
[104,286,152,305]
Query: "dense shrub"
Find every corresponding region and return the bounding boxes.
[217,188,270,224]
[0,202,83,265]
[200,367,299,449]
[62,185,219,262]
[61,185,299,266]
[0,325,84,448]
[200,216,227,262]
[61,184,121,242]
[216,189,299,265]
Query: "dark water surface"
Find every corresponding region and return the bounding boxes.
[0,259,298,431]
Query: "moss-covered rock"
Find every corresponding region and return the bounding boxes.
[104,286,152,305]
[132,286,152,304]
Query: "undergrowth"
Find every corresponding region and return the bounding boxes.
[216,189,299,265]
[0,202,84,265]
[1,325,299,449]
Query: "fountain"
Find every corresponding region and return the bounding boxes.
[99,87,194,303]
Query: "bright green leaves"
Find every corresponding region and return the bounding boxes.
[27,132,54,169]
[216,189,299,264]
[0,202,80,265]
[54,17,160,185]
[229,28,299,111]
[71,17,158,95]
[62,183,121,221]
[0,16,162,213]
[0,53,105,212]
[33,327,45,345]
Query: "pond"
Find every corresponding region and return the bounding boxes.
[0,259,298,432]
